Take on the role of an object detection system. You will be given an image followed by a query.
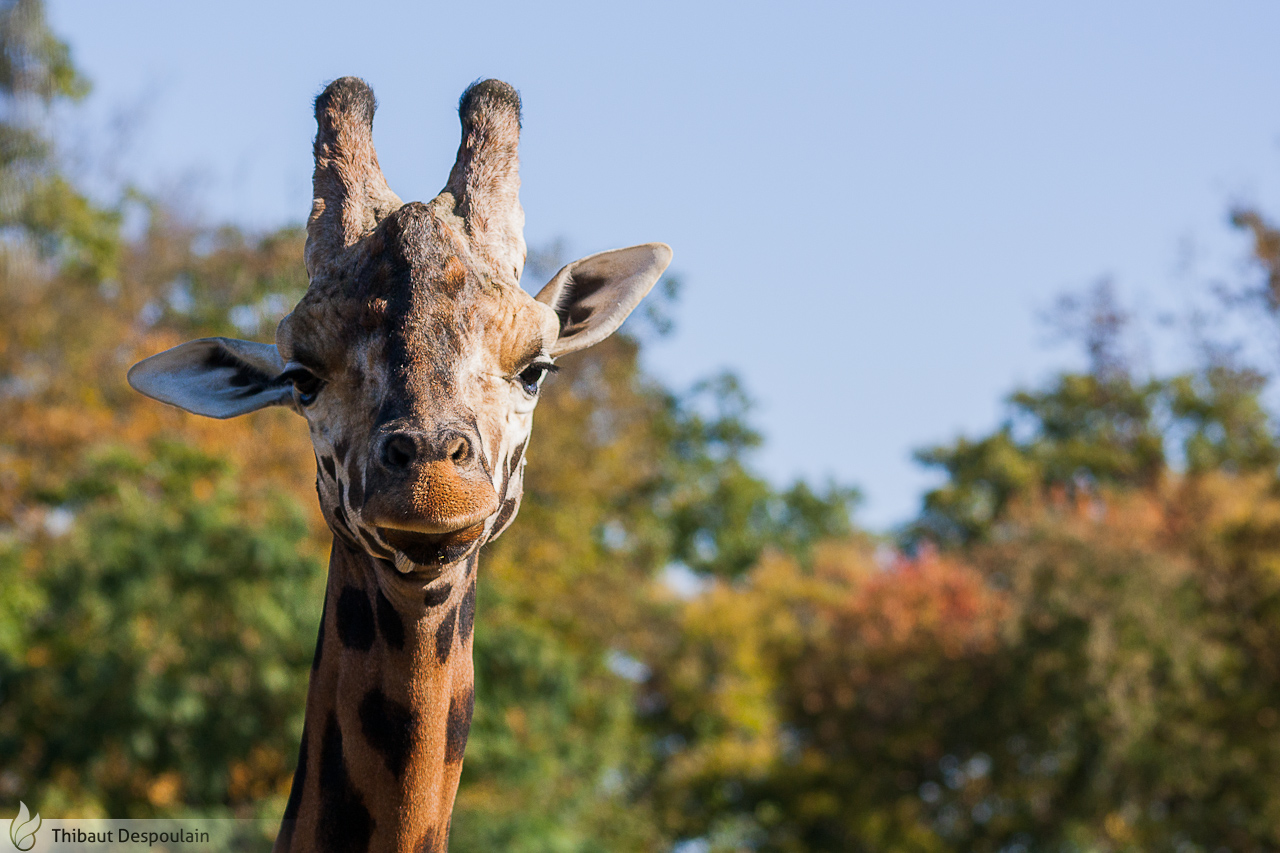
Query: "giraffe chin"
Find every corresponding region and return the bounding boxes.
[378,523,486,572]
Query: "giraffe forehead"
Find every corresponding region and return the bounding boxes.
[282,274,555,382]
[430,283,557,374]
[279,201,558,385]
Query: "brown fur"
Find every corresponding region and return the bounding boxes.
[278,543,475,852]
[306,78,404,280]
[443,80,526,286]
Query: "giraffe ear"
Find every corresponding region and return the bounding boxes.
[127,338,296,419]
[535,243,672,357]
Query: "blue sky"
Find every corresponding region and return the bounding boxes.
[49,1,1280,528]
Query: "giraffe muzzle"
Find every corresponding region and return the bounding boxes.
[363,426,500,567]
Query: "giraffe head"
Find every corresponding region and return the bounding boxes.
[128,78,670,575]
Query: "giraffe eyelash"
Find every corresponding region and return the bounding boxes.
[515,361,557,396]
[280,364,325,405]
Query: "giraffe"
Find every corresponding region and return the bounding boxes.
[126,77,670,852]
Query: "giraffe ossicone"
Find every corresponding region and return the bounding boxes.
[127,77,670,853]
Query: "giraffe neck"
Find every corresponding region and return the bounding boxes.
[275,538,478,853]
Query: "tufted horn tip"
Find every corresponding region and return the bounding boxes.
[315,76,377,132]
[458,79,521,131]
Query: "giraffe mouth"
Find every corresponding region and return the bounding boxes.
[377,523,486,568]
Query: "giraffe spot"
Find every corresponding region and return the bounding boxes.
[330,506,362,551]
[374,396,408,430]
[414,826,443,853]
[459,579,476,645]
[365,535,394,561]
[346,455,365,508]
[505,438,527,480]
[462,414,492,478]
[491,496,518,536]
[336,586,376,651]
[359,687,415,777]
[312,590,329,672]
[318,714,374,853]
[362,297,388,329]
[440,255,467,296]
[423,583,452,609]
[375,587,405,650]
[333,437,350,463]
[320,454,337,482]
[435,605,457,664]
[331,504,350,533]
[445,686,474,764]
[278,721,308,848]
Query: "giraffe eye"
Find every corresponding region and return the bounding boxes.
[516,361,557,396]
[283,366,324,406]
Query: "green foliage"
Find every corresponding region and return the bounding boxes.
[915,366,1280,545]
[642,279,1280,850]
[456,601,656,853]
[1231,208,1280,310]
[662,373,859,577]
[17,173,121,279]
[0,439,323,817]
[0,0,88,107]
[0,0,116,280]
[0,0,86,186]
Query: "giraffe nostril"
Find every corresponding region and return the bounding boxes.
[381,434,417,471]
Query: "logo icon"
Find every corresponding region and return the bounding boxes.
[8,802,39,852]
